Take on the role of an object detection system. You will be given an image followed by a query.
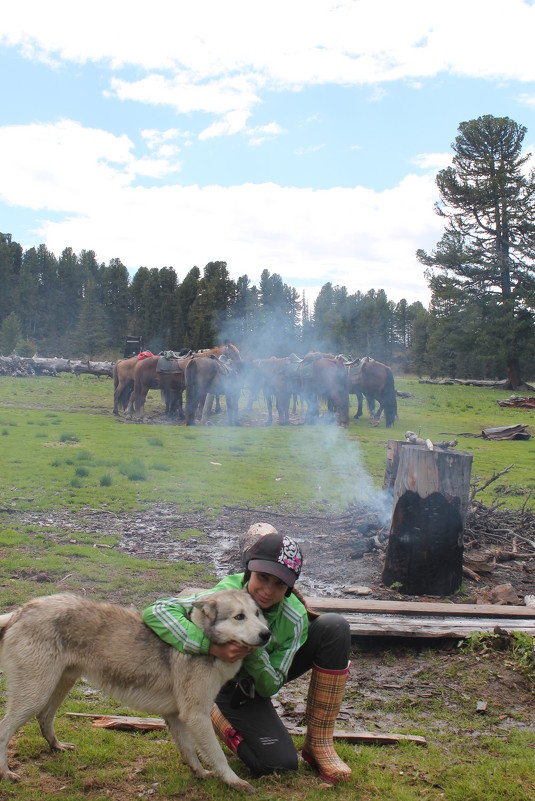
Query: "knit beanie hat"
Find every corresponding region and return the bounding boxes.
[244,532,303,588]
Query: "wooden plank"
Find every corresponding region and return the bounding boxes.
[287,727,426,746]
[305,596,535,618]
[65,714,426,746]
[181,588,535,638]
[344,615,535,639]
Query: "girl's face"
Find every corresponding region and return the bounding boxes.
[247,571,289,609]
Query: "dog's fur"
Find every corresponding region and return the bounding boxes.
[0,590,271,792]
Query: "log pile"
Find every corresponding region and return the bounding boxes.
[497,395,535,410]
[0,355,114,377]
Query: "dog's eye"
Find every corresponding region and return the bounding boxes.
[234,613,245,621]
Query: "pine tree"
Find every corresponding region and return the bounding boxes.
[418,115,535,385]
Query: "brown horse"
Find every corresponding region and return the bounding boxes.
[247,357,292,426]
[298,353,349,427]
[132,356,161,418]
[131,344,240,420]
[346,356,397,427]
[113,356,138,415]
[185,355,243,426]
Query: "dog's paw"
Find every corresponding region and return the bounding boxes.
[0,768,21,782]
[191,766,212,779]
[52,741,76,752]
[230,777,255,794]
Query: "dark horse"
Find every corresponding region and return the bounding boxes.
[346,356,397,427]
[185,355,243,426]
[298,353,349,427]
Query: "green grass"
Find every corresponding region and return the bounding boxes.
[1,373,534,513]
[0,373,535,800]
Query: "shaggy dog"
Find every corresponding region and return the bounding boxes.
[0,590,270,792]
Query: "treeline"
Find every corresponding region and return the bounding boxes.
[0,232,425,369]
[2,218,534,382]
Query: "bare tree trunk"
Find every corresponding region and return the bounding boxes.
[506,357,522,390]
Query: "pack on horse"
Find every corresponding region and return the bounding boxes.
[298,352,349,427]
[185,354,243,426]
[346,356,397,427]
[156,350,193,418]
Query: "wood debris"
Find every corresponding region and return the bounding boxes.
[497,395,535,409]
[482,424,530,441]
[405,431,457,449]
[65,712,426,746]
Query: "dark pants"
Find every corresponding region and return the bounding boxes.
[215,612,351,776]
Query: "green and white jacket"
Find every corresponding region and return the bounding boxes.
[142,573,308,697]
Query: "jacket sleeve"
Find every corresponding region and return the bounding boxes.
[142,593,212,655]
[241,605,308,697]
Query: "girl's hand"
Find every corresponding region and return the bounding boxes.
[209,641,254,663]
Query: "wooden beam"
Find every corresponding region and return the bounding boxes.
[305,596,535,618]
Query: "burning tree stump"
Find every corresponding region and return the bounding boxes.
[382,444,473,596]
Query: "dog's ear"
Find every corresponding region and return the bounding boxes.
[192,596,218,624]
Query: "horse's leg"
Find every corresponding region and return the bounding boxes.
[227,392,240,426]
[325,398,336,424]
[126,389,135,416]
[134,385,148,419]
[354,391,363,419]
[282,389,291,425]
[113,381,121,415]
[304,393,319,424]
[264,390,273,426]
[246,388,258,411]
[201,393,214,424]
[199,393,212,419]
[177,391,185,420]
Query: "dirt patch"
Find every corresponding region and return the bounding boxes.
[16,502,535,603]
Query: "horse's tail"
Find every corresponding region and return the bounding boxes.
[113,361,131,413]
[185,358,198,425]
[383,368,398,428]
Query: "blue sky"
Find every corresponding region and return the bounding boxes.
[2,0,535,307]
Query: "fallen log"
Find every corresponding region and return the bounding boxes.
[0,355,114,377]
[482,424,530,441]
[497,395,535,409]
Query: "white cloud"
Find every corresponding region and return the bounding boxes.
[247,123,285,146]
[3,1,535,135]
[0,119,440,305]
[518,93,535,108]
[411,152,452,172]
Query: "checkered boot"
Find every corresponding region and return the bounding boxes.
[302,663,352,783]
[210,703,244,754]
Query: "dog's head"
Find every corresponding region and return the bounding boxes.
[191,590,270,648]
